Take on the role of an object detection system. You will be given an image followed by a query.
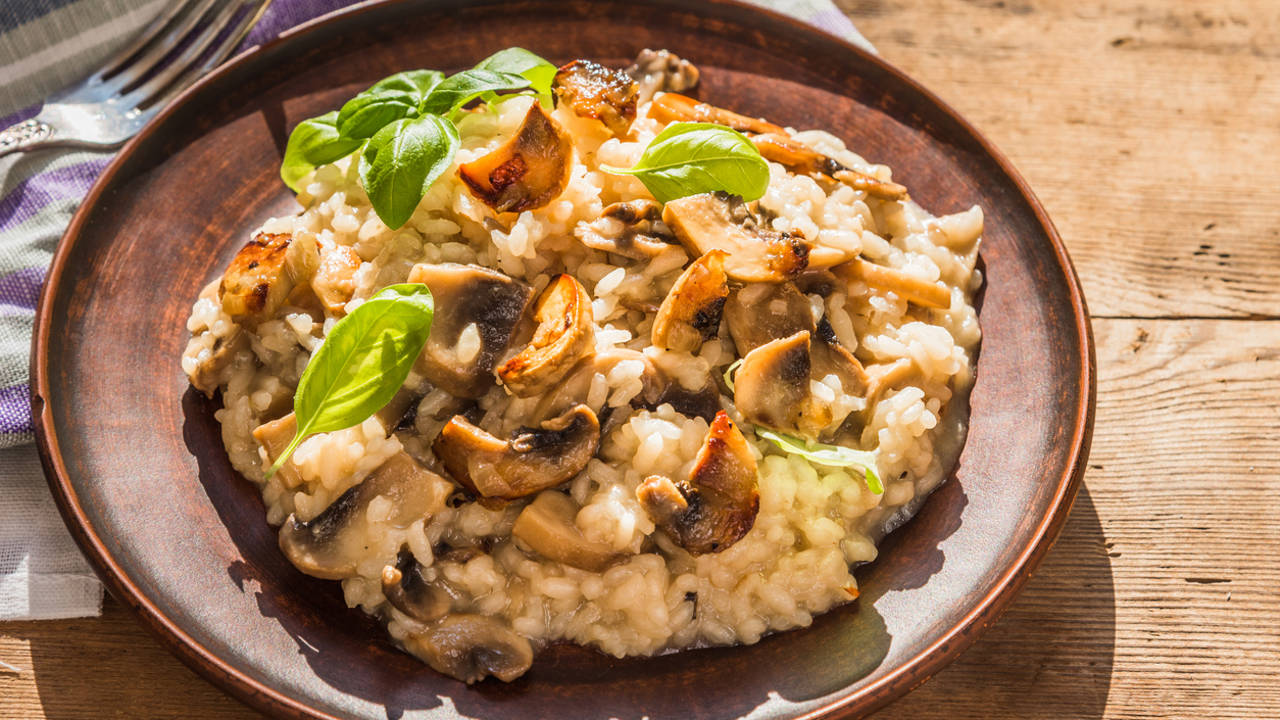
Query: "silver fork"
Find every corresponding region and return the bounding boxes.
[0,0,272,158]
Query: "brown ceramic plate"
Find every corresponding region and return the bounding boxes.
[32,1,1094,718]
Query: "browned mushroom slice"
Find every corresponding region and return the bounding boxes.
[625,49,700,104]
[662,192,809,283]
[253,413,305,488]
[833,258,951,309]
[458,102,573,213]
[310,244,361,314]
[752,133,907,201]
[553,60,638,137]
[733,331,813,432]
[497,274,595,397]
[381,550,452,624]
[648,92,784,136]
[723,281,815,356]
[636,411,759,555]
[511,490,624,571]
[433,404,600,500]
[402,614,533,684]
[407,263,534,398]
[277,452,454,580]
[573,200,680,260]
[651,250,729,352]
[220,231,320,324]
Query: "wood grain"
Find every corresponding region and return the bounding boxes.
[3,0,1277,718]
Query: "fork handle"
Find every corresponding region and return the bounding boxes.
[0,119,56,158]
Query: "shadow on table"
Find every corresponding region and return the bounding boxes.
[871,484,1117,720]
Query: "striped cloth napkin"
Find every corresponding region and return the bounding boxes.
[0,0,873,621]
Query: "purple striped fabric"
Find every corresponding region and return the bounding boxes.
[0,383,31,434]
[0,158,110,234]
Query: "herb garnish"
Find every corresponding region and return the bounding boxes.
[602,122,770,204]
[266,283,434,479]
[756,428,883,495]
[279,48,554,229]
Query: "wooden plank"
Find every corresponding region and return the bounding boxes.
[840,0,1280,318]
[876,318,1280,719]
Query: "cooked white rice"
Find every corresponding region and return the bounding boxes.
[183,88,981,670]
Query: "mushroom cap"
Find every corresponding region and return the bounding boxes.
[277,452,453,580]
[432,404,601,500]
[553,59,638,137]
[497,273,595,397]
[723,281,816,357]
[458,101,573,213]
[511,490,624,572]
[381,550,452,624]
[732,330,813,433]
[662,192,809,284]
[407,262,534,398]
[651,250,729,353]
[402,614,534,684]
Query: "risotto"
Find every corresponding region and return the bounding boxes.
[181,49,982,683]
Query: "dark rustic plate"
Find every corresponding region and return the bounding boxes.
[32,1,1095,718]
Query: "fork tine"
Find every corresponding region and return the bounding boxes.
[103,0,222,94]
[129,0,273,112]
[95,0,198,81]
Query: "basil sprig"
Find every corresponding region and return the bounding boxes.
[266,283,434,479]
[602,122,770,204]
[279,48,554,229]
[756,428,883,495]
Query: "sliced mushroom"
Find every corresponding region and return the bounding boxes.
[573,199,679,260]
[433,404,600,500]
[625,48,700,104]
[811,318,869,396]
[407,263,534,398]
[662,192,809,283]
[373,386,425,433]
[648,92,784,136]
[864,357,917,409]
[253,413,305,489]
[553,60,638,137]
[834,257,951,309]
[401,614,533,684]
[733,331,813,433]
[220,231,320,324]
[381,550,451,624]
[511,490,624,572]
[532,348,720,423]
[497,274,595,397]
[752,133,907,201]
[277,451,453,580]
[723,281,815,356]
[636,411,759,555]
[458,102,573,213]
[310,244,362,314]
[651,250,729,352]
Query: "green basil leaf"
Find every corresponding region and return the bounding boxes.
[280,111,364,192]
[475,47,557,100]
[267,283,435,478]
[602,122,770,204]
[420,68,532,117]
[756,428,883,495]
[358,114,460,230]
[337,70,444,139]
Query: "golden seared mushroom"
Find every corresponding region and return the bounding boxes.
[310,244,362,314]
[625,49,701,104]
[833,258,951,309]
[662,192,809,283]
[751,133,907,201]
[401,614,533,684]
[636,411,759,555]
[723,281,815,356]
[647,92,784,136]
[277,452,454,580]
[253,413,305,488]
[408,263,534,398]
[433,404,600,500]
[733,331,813,432]
[553,60,638,137]
[381,550,452,624]
[497,274,595,397]
[651,250,729,352]
[573,199,680,260]
[532,348,721,423]
[511,490,625,571]
[459,102,573,213]
[220,231,320,325]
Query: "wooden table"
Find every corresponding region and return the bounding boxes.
[3,0,1278,717]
